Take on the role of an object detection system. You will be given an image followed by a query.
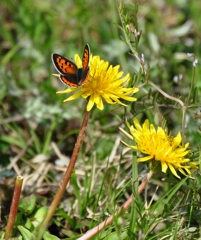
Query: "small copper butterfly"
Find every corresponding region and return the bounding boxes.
[52,44,90,87]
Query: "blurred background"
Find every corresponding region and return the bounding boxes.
[0,0,201,236]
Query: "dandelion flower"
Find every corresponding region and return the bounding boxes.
[55,53,139,111]
[121,118,197,178]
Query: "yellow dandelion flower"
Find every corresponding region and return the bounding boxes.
[121,118,198,179]
[54,53,139,111]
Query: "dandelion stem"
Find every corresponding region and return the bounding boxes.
[36,110,91,239]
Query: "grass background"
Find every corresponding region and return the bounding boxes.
[0,0,201,239]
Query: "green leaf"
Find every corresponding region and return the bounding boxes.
[32,206,48,228]
[19,195,36,215]
[43,231,60,240]
[104,231,128,240]
[18,225,35,240]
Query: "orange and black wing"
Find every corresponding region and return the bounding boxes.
[59,75,80,87]
[52,53,77,75]
[82,44,90,71]
[52,53,79,87]
[77,44,90,86]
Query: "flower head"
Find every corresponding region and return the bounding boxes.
[121,118,198,178]
[55,53,139,111]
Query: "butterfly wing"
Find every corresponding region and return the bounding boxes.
[52,53,77,75]
[82,44,90,71]
[60,75,80,87]
[52,53,79,87]
[75,44,90,86]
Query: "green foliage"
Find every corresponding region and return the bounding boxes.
[1,0,201,239]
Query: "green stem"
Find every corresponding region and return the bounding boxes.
[129,152,138,233]
[182,63,196,146]
[186,61,196,105]
[43,118,58,155]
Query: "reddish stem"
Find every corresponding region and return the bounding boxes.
[36,110,91,239]
[5,176,24,240]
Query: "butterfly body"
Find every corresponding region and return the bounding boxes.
[52,44,90,87]
[76,68,89,86]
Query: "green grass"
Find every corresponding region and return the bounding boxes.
[1,0,201,239]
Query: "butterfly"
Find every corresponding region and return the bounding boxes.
[52,44,90,87]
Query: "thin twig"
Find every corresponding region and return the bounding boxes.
[78,171,153,240]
